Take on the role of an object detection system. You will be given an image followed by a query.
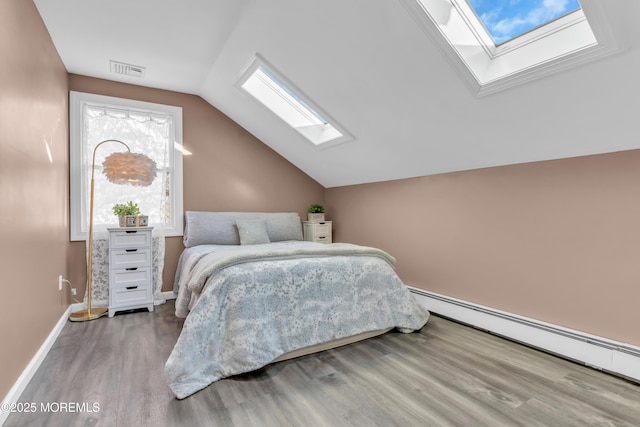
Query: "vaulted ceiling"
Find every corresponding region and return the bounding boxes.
[34,0,639,188]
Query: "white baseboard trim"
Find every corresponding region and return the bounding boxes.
[162,290,177,300]
[0,305,72,426]
[409,287,640,384]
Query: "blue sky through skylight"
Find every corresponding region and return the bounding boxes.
[468,0,581,44]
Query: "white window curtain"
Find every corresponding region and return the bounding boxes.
[82,105,171,307]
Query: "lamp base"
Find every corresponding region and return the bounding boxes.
[69,307,108,322]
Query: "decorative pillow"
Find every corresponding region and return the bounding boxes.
[236,220,271,245]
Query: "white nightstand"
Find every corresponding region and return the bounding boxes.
[107,227,154,317]
[303,221,332,244]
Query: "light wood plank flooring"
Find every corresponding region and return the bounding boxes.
[5,300,640,427]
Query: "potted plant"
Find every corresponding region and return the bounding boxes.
[308,204,325,222]
[113,201,141,227]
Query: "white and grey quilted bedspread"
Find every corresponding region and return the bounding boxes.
[165,241,430,399]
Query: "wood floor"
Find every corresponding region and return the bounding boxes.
[6,300,640,427]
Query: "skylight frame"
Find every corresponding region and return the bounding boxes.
[237,56,353,149]
[401,0,619,97]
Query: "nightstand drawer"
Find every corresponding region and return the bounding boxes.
[110,267,151,289]
[111,285,152,306]
[314,234,331,242]
[311,222,331,234]
[110,248,151,269]
[110,229,152,249]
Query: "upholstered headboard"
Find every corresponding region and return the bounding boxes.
[183,211,303,247]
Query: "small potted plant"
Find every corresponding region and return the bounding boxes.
[308,204,325,222]
[113,201,141,227]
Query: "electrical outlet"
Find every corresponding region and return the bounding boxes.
[71,288,76,296]
[58,275,63,291]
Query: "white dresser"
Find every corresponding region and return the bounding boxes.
[303,221,332,244]
[107,227,154,317]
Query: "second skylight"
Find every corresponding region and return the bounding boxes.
[240,61,349,147]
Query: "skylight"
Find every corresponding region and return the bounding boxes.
[468,0,581,45]
[402,0,616,96]
[239,59,350,147]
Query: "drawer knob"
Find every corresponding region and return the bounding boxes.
[125,249,138,252]
[125,267,138,271]
[125,286,139,290]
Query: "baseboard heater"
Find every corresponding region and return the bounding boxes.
[408,287,640,384]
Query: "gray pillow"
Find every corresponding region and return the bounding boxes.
[264,214,304,242]
[236,220,271,245]
[183,211,303,247]
[183,212,240,246]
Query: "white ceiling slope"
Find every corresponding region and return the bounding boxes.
[35,0,639,188]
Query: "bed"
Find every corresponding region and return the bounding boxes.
[165,211,430,399]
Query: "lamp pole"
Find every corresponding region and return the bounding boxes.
[70,140,132,322]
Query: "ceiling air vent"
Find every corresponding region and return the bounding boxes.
[110,60,146,78]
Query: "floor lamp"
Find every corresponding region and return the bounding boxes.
[69,139,157,322]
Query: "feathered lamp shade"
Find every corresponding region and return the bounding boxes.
[102,151,157,186]
[69,140,157,322]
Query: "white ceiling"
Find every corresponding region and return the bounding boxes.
[34,0,639,188]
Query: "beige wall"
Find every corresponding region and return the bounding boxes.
[327,151,640,346]
[0,0,70,398]
[68,75,326,295]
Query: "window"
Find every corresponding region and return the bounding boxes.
[238,57,352,148]
[70,91,183,241]
[402,0,618,96]
[468,0,581,45]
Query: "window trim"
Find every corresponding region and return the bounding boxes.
[69,91,184,241]
[236,55,353,149]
